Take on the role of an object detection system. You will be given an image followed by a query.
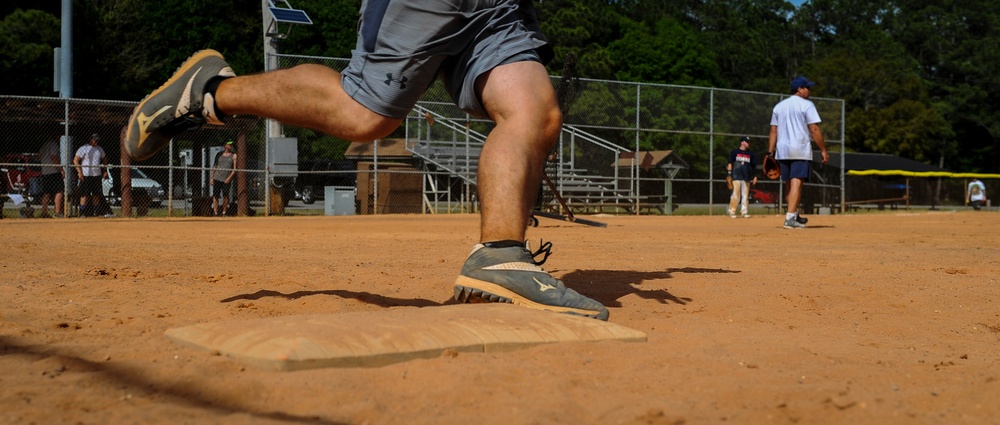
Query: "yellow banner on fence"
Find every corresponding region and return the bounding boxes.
[848,170,1000,179]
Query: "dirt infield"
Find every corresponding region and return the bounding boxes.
[2,211,998,424]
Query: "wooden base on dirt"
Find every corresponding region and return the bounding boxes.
[165,304,645,371]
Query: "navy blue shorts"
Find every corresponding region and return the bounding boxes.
[778,160,811,181]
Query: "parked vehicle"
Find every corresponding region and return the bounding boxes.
[750,188,777,205]
[245,160,296,207]
[103,167,166,206]
[295,159,357,204]
[1,153,42,203]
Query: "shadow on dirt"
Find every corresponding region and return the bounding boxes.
[559,267,739,307]
[0,335,349,425]
[220,267,738,310]
[220,289,444,308]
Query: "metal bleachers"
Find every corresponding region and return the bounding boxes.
[405,105,637,214]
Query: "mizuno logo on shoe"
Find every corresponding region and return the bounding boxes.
[533,277,557,292]
[136,105,173,143]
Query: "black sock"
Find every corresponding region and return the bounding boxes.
[483,240,523,248]
[204,76,231,119]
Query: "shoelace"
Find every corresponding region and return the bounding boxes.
[528,240,552,266]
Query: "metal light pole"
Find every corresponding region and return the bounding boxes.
[59,0,74,216]
[260,0,312,215]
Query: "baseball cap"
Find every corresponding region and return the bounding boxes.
[790,76,816,92]
[225,140,234,145]
[739,136,751,143]
[91,133,101,141]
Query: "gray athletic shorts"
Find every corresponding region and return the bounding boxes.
[341,0,553,119]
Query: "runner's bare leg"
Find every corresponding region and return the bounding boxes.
[475,61,562,243]
[211,61,559,244]
[214,64,402,142]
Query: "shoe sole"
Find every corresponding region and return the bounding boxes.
[454,276,607,320]
[782,224,806,229]
[125,49,229,161]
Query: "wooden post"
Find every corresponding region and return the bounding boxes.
[119,126,132,217]
[236,132,249,216]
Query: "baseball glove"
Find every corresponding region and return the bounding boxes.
[763,154,780,180]
[725,174,733,190]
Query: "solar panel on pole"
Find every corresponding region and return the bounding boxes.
[268,7,313,25]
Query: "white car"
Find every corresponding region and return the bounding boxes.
[103,168,165,206]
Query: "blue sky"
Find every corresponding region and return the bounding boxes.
[790,0,807,6]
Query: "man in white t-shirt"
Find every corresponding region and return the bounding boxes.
[768,76,829,229]
[967,178,987,210]
[73,133,108,217]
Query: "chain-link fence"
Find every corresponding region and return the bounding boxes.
[274,54,850,217]
[15,53,991,220]
[0,95,281,219]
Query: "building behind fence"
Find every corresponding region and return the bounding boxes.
[8,54,979,219]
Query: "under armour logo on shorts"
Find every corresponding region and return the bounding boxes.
[384,74,408,89]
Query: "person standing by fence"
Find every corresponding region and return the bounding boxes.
[727,136,757,218]
[210,140,237,216]
[37,137,65,218]
[73,133,107,217]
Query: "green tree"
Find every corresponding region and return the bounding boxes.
[117,0,262,98]
[791,0,966,170]
[888,0,1000,172]
[609,17,720,86]
[277,0,360,58]
[0,9,60,96]
[695,0,797,91]
[806,35,954,162]
[539,0,624,79]
[4,0,994,173]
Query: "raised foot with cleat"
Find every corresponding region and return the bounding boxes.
[125,49,235,161]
